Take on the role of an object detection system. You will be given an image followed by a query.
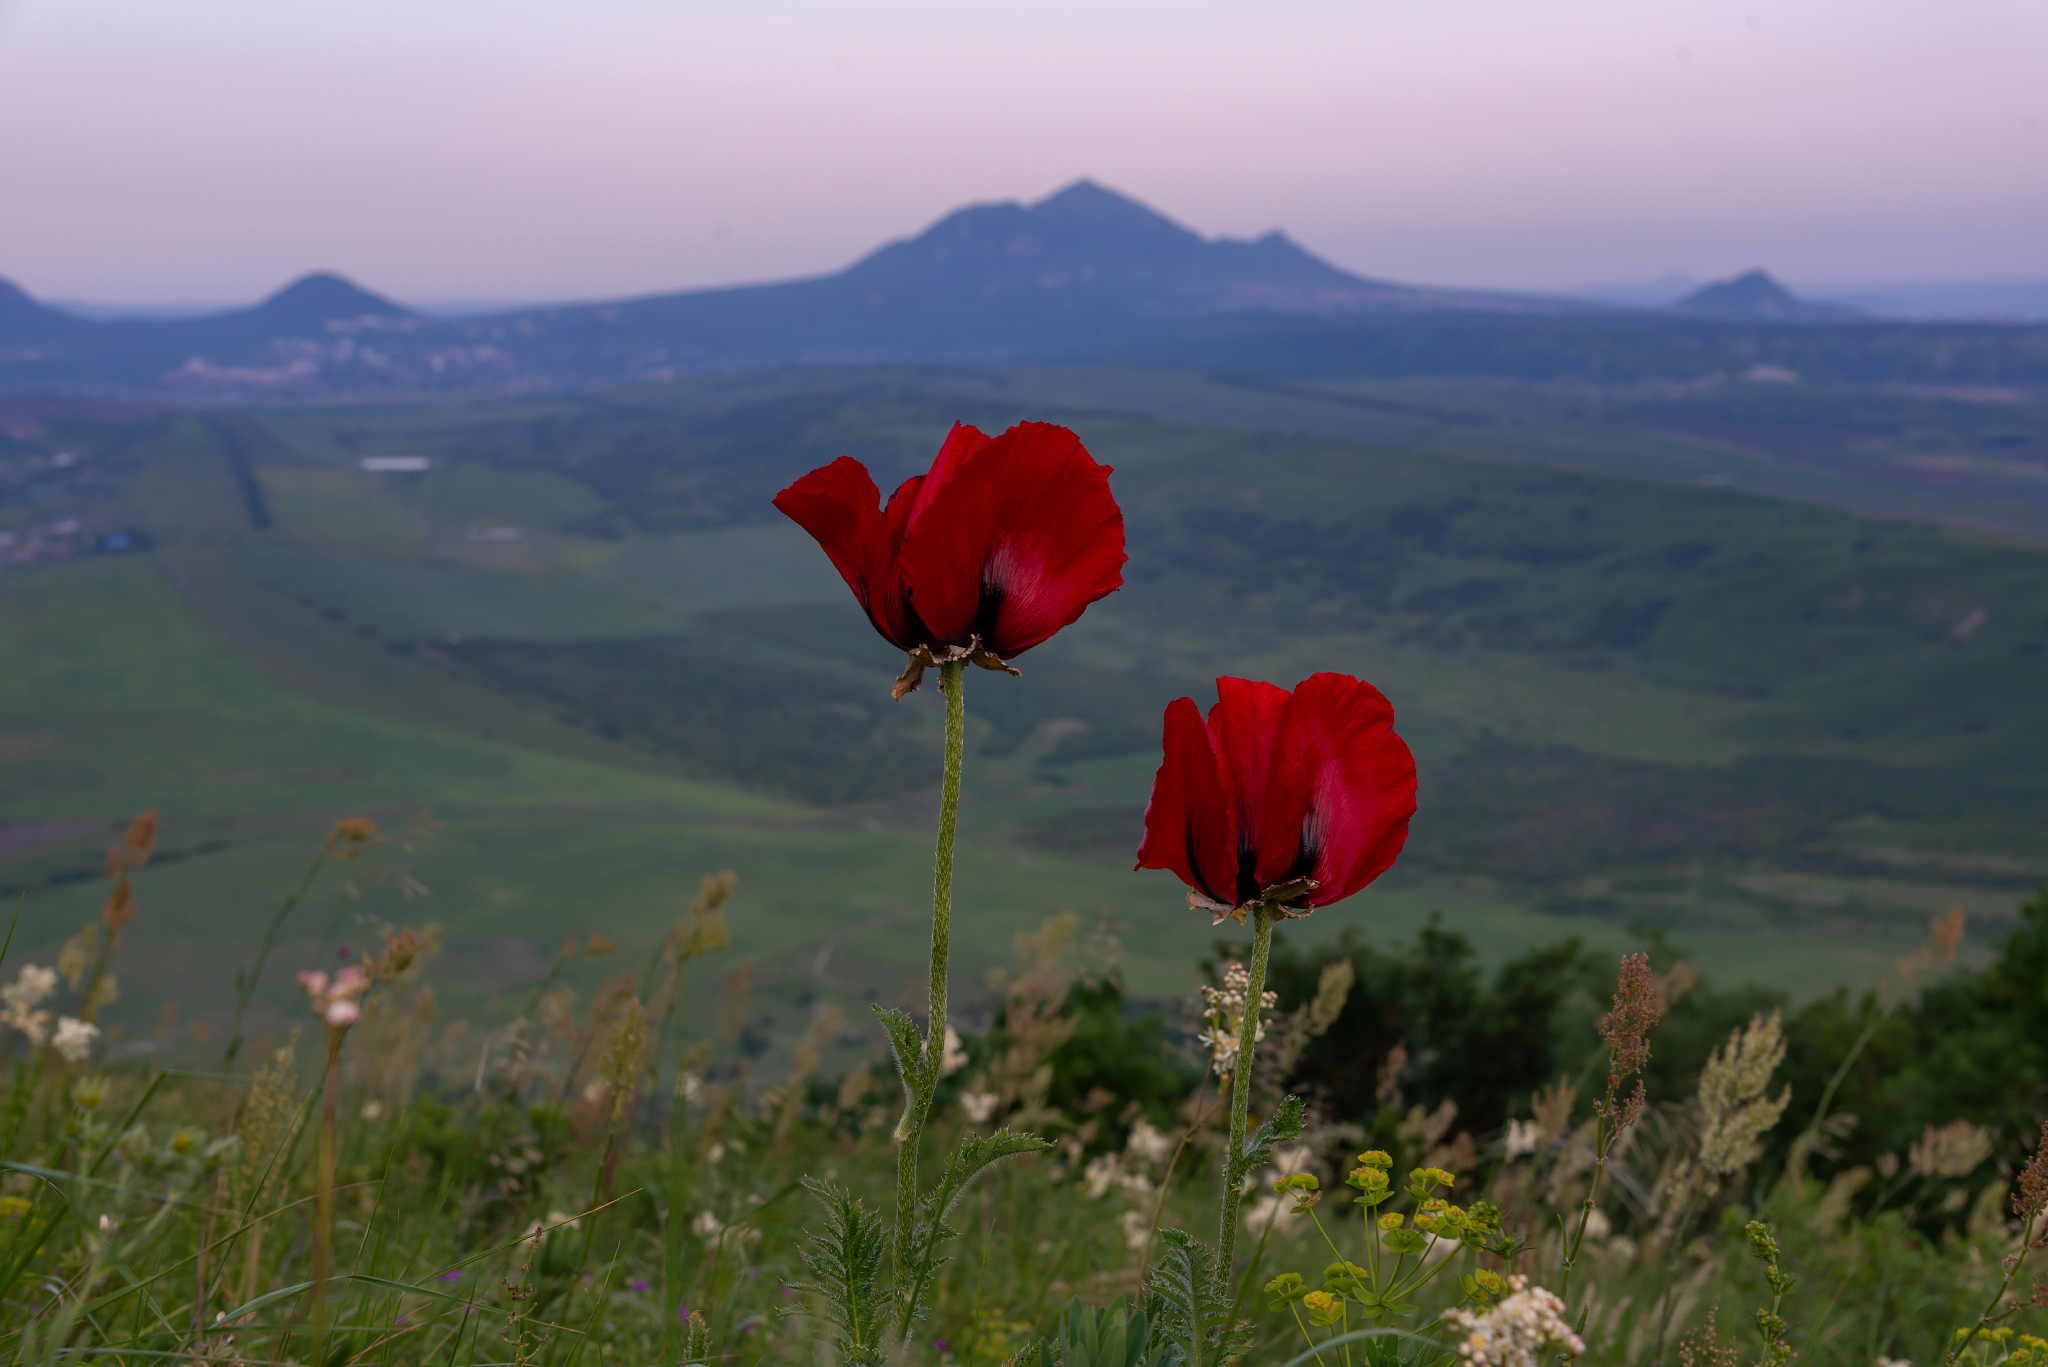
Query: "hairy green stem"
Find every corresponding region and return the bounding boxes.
[1216,904,1275,1276]
[891,658,966,1333]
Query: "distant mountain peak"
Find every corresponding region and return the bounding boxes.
[0,275,86,337]
[840,177,1370,306]
[250,272,412,326]
[1672,269,1857,321]
[1026,178,1196,235]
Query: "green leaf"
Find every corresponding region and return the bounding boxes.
[784,1177,889,1367]
[1143,1228,1253,1367]
[872,1004,930,1107]
[902,1128,1050,1325]
[1381,1229,1427,1256]
[1230,1094,1306,1189]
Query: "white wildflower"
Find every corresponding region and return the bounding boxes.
[939,1025,968,1077]
[692,1210,724,1239]
[1083,1153,1121,1200]
[960,1090,1000,1125]
[52,1016,99,1062]
[1,964,57,1045]
[1242,1192,1308,1238]
[1126,1118,1174,1167]
[3,964,57,1011]
[1503,1119,1541,1158]
[1908,1119,1993,1181]
[1267,1143,1315,1178]
[1118,1209,1150,1249]
[676,1071,703,1104]
[1197,961,1278,1075]
[360,1100,384,1121]
[1441,1277,1585,1366]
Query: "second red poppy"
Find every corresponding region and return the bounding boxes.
[773,421,1127,697]
[1135,673,1418,923]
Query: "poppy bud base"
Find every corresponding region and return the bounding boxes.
[892,638,1020,701]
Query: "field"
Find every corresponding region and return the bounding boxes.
[1,365,2044,1064]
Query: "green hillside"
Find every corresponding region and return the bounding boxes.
[1,367,2042,1058]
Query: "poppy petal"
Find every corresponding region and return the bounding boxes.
[899,422,1126,654]
[903,422,993,526]
[773,457,918,650]
[1135,697,1239,907]
[1207,677,1292,902]
[1256,673,1416,905]
[883,473,925,554]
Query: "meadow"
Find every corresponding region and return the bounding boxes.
[1,362,2045,1363]
[2,367,2043,1038]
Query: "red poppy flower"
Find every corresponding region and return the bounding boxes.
[773,421,1126,697]
[1135,674,1417,923]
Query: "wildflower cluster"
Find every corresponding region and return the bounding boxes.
[297,964,369,1028]
[5,962,104,1062]
[1441,1276,1586,1367]
[1197,959,1277,1075]
[1957,1329,2048,1367]
[1,963,57,1046]
[1266,1153,1515,1357]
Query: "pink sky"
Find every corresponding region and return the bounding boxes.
[2,0,2043,305]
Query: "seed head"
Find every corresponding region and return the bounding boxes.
[2015,1119,2048,1223]
[1599,952,1662,1081]
[1696,1012,1792,1176]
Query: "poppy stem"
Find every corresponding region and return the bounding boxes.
[1216,902,1275,1277]
[892,657,966,1331]
[921,659,965,1096]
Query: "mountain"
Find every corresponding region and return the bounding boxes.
[5,186,2042,399]
[1670,270,1860,322]
[239,272,414,330]
[0,183,1583,396]
[828,179,1523,314]
[0,277,88,345]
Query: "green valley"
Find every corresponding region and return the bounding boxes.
[1,365,2042,1060]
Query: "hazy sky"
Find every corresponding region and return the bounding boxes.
[2,0,2043,305]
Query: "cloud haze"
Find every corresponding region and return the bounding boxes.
[2,0,2043,304]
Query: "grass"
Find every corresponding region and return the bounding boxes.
[0,843,2040,1367]
[230,546,682,642]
